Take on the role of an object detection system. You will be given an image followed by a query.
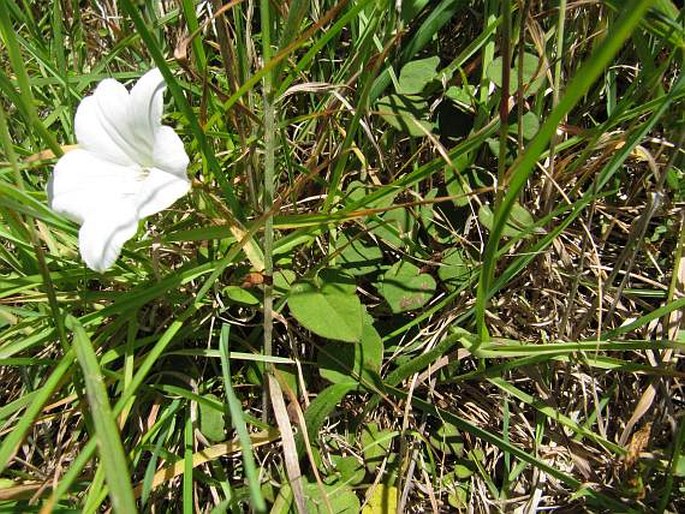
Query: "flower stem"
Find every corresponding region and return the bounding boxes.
[261,0,275,424]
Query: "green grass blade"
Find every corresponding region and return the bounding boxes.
[219,323,266,512]
[387,385,639,512]
[67,316,137,514]
[183,412,193,514]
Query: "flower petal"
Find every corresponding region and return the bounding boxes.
[74,69,165,166]
[137,167,190,219]
[48,149,142,225]
[128,68,165,158]
[78,205,139,272]
[153,125,190,179]
[75,80,141,165]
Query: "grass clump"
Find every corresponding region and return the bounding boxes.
[1,0,684,512]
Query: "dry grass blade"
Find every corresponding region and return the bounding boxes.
[268,374,307,513]
[131,429,279,498]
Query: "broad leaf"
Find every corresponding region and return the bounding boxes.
[330,455,365,486]
[397,56,440,95]
[361,423,396,472]
[361,483,398,514]
[319,312,382,386]
[381,261,436,313]
[445,85,476,111]
[438,249,471,287]
[304,481,360,514]
[486,53,545,96]
[508,111,540,140]
[337,232,384,276]
[288,269,363,342]
[198,393,225,443]
[373,206,414,248]
[223,285,260,306]
[478,202,536,238]
[377,94,434,137]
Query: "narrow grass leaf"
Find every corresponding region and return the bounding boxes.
[219,323,267,512]
[67,316,137,514]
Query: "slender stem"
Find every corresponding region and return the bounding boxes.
[542,0,567,213]
[261,0,275,422]
[483,0,511,343]
[497,0,512,192]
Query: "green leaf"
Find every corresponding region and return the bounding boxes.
[509,111,540,141]
[373,207,414,248]
[447,484,469,509]
[345,180,396,210]
[273,268,296,296]
[419,189,451,243]
[67,316,137,514]
[337,232,384,276]
[304,481,360,514]
[218,323,265,512]
[486,53,545,96]
[400,0,431,23]
[445,85,476,111]
[380,261,436,313]
[377,94,434,137]
[429,423,465,457]
[360,423,396,472]
[674,454,685,477]
[198,393,225,443]
[345,180,368,204]
[318,313,383,386]
[438,249,471,286]
[223,285,260,306]
[331,456,365,486]
[478,202,536,238]
[453,462,475,479]
[444,167,472,208]
[288,269,363,342]
[361,483,398,514]
[396,56,440,95]
[299,383,357,456]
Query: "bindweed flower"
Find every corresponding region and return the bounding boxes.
[47,68,190,272]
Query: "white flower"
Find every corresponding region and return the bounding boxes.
[47,68,191,272]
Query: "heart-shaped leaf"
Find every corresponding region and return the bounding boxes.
[381,261,436,313]
[478,202,536,238]
[288,269,363,342]
[438,249,471,286]
[486,53,545,96]
[397,56,440,95]
[508,111,539,140]
[319,312,382,386]
[337,232,383,276]
[304,481,360,514]
[377,94,434,137]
